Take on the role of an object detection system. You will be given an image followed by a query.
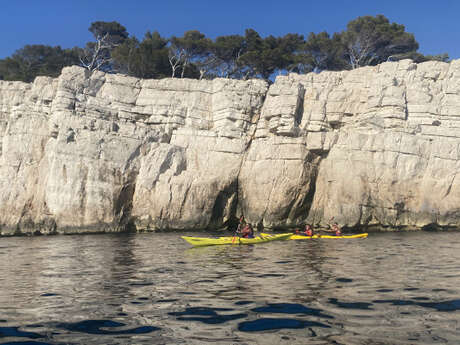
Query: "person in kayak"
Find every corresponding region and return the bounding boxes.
[295,224,314,236]
[240,223,254,238]
[333,223,342,236]
[304,224,314,236]
[323,223,342,236]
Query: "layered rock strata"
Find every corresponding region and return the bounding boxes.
[0,60,458,235]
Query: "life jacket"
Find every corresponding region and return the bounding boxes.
[306,229,313,236]
[242,225,253,238]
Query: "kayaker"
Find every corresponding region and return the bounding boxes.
[333,223,342,236]
[322,223,342,236]
[295,224,314,236]
[327,223,342,236]
[304,224,314,236]
[240,223,254,238]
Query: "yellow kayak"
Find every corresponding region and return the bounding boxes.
[288,233,368,240]
[181,233,293,247]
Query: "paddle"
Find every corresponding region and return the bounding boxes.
[232,231,238,244]
[232,216,244,244]
[232,227,238,244]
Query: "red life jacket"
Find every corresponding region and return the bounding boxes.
[306,229,313,236]
[242,225,253,238]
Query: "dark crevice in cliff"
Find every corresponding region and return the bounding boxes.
[421,223,441,231]
[115,142,145,232]
[291,153,324,226]
[209,180,239,229]
[114,170,138,232]
[79,166,89,214]
[403,88,409,121]
[302,150,332,227]
[294,87,305,126]
[228,175,244,231]
[443,172,457,198]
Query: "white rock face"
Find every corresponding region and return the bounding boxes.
[0,61,459,234]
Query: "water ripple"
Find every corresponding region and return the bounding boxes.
[328,298,374,310]
[169,307,247,324]
[238,318,331,332]
[373,298,460,312]
[56,319,159,335]
[251,303,333,318]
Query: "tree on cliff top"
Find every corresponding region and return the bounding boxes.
[0,45,81,82]
[111,31,171,78]
[207,34,246,78]
[168,30,211,78]
[80,21,129,72]
[290,32,346,73]
[238,29,306,80]
[338,15,419,69]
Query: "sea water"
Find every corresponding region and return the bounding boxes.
[0,231,459,344]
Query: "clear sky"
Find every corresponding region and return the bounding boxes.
[1,0,459,59]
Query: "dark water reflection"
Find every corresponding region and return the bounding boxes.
[0,231,459,344]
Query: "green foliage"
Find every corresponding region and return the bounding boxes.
[112,31,171,78]
[412,52,450,63]
[208,34,246,78]
[291,32,346,73]
[339,15,419,69]
[88,21,129,45]
[277,33,306,72]
[81,21,129,72]
[169,30,212,78]
[238,30,305,80]
[0,16,452,83]
[0,45,81,82]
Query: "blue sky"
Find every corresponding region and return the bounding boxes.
[1,0,459,59]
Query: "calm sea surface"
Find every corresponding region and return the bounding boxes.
[0,231,459,345]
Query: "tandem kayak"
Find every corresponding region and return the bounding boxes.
[288,233,368,240]
[181,233,293,247]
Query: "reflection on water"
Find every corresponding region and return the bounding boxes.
[0,231,459,344]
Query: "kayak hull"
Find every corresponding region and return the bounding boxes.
[289,233,368,240]
[181,233,292,247]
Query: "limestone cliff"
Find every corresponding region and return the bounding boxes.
[0,60,459,235]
